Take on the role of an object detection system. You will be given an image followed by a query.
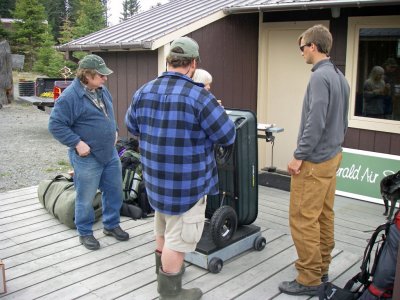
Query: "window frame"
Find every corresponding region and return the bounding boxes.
[345,16,400,134]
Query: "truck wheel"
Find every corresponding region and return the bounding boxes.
[210,205,237,248]
[208,257,223,273]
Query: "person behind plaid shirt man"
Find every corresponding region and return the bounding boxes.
[125,36,236,299]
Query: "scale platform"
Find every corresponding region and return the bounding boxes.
[185,222,266,273]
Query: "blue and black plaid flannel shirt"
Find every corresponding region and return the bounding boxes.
[125,71,236,215]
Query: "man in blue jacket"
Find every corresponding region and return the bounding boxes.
[125,36,236,299]
[49,54,129,250]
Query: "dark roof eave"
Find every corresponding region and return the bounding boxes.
[55,40,153,52]
[223,0,400,14]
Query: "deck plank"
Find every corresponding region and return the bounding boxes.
[0,185,386,299]
[122,230,289,300]
[0,186,37,201]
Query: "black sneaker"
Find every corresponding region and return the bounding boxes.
[79,235,100,250]
[279,280,320,296]
[103,226,129,241]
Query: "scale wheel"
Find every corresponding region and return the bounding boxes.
[208,257,223,273]
[210,205,238,248]
[214,144,234,166]
[254,236,266,251]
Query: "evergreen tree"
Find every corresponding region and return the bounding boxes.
[12,0,47,70]
[72,0,106,38]
[0,22,10,41]
[150,2,163,9]
[58,15,74,44]
[0,0,16,18]
[33,26,75,77]
[40,0,66,41]
[120,0,140,22]
[101,0,108,25]
[67,0,80,23]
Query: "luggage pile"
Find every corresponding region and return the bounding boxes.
[116,138,154,219]
[37,174,102,229]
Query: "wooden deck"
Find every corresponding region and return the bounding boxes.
[0,185,387,300]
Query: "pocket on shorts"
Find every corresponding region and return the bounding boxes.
[181,215,204,244]
[181,200,206,244]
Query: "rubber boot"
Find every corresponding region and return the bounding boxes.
[155,250,185,274]
[155,250,162,274]
[157,268,202,300]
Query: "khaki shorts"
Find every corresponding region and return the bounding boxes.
[154,196,206,253]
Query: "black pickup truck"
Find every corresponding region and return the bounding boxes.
[18,78,72,111]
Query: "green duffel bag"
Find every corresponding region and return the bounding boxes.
[37,174,102,229]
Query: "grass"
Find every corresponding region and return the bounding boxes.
[45,159,71,172]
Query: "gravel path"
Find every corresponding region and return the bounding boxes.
[0,102,70,192]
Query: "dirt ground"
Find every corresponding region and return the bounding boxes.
[0,102,70,192]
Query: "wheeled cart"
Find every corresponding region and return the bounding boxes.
[185,109,266,273]
[185,222,266,273]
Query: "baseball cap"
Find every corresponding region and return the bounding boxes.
[168,36,200,60]
[78,54,113,75]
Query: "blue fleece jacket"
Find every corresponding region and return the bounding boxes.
[48,78,117,164]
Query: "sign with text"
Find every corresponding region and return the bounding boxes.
[336,148,400,204]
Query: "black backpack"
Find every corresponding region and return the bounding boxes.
[116,138,154,218]
[319,219,393,299]
[120,149,143,201]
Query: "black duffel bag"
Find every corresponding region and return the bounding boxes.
[37,174,102,229]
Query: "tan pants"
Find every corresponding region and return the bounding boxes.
[289,152,342,286]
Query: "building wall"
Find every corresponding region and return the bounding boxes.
[99,5,399,157]
[98,13,259,137]
[98,51,158,137]
[188,13,259,112]
[263,5,400,157]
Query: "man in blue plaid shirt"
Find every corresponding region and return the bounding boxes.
[125,36,235,299]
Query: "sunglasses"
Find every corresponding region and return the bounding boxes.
[299,43,312,52]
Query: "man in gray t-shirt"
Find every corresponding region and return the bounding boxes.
[279,24,350,296]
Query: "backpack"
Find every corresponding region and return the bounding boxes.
[319,217,395,300]
[120,149,142,201]
[137,181,154,218]
[116,138,154,218]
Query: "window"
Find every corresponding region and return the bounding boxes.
[346,16,400,133]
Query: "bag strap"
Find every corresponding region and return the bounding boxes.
[42,174,73,207]
[369,222,390,277]
[344,222,391,291]
[50,182,74,215]
[122,169,134,201]
[368,283,393,298]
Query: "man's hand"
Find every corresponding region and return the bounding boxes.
[75,140,91,157]
[287,157,303,176]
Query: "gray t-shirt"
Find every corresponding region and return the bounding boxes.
[294,59,350,163]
